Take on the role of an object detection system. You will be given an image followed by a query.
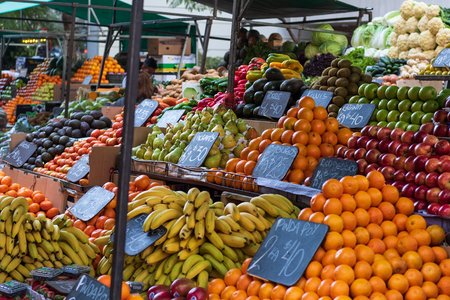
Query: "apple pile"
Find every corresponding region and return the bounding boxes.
[147,279,207,300]
[431,98,450,138]
[337,125,450,217]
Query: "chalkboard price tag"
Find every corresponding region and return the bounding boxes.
[301,90,333,108]
[433,48,450,68]
[156,109,185,128]
[110,214,167,256]
[70,186,115,221]
[61,265,91,277]
[247,218,328,286]
[252,144,298,180]
[258,91,291,119]
[67,155,90,183]
[66,274,109,300]
[4,141,37,168]
[0,281,28,297]
[134,99,158,127]
[337,104,376,128]
[82,75,93,85]
[46,280,78,295]
[178,132,219,168]
[30,267,63,281]
[311,158,358,190]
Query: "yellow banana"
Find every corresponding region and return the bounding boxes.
[197,270,209,289]
[187,237,204,252]
[80,243,96,259]
[0,208,10,221]
[238,214,256,231]
[260,194,294,213]
[37,246,49,260]
[10,197,28,211]
[16,264,30,278]
[222,244,239,262]
[183,201,194,215]
[167,215,185,239]
[240,212,266,231]
[32,219,41,231]
[64,226,89,244]
[127,205,152,220]
[150,209,182,231]
[194,191,210,208]
[195,202,209,221]
[181,254,204,275]
[205,210,215,233]
[214,218,232,234]
[218,215,240,231]
[203,254,227,276]
[145,248,170,265]
[169,261,183,281]
[163,254,178,274]
[5,258,21,273]
[205,231,224,250]
[5,217,12,236]
[59,242,83,265]
[6,236,14,254]
[143,209,167,232]
[145,196,163,207]
[122,264,136,281]
[52,225,60,241]
[199,242,224,262]
[237,202,259,216]
[186,213,196,229]
[0,255,12,270]
[187,187,200,202]
[250,197,279,217]
[12,206,25,222]
[179,224,192,240]
[60,230,80,252]
[194,220,205,239]
[224,203,240,221]
[40,228,51,240]
[210,201,224,209]
[168,202,183,211]
[0,196,14,210]
[163,238,180,253]
[9,270,24,282]
[223,255,237,270]
[218,233,246,248]
[177,248,199,260]
[242,243,259,257]
[186,260,211,279]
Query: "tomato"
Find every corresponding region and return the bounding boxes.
[115,128,122,138]
[90,129,102,138]
[106,138,117,146]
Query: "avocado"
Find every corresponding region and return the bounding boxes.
[235,103,245,117]
[80,122,90,135]
[27,157,36,165]
[337,60,351,68]
[99,116,112,127]
[253,91,265,106]
[244,88,255,103]
[80,115,94,124]
[91,120,106,129]
[53,120,64,128]
[263,80,283,92]
[64,127,73,136]
[328,68,338,76]
[320,76,330,86]
[35,159,44,168]
[51,135,61,144]
[329,111,338,118]
[86,129,94,137]
[348,83,359,95]
[335,78,349,88]
[337,68,351,78]
[72,112,84,120]
[69,119,81,129]
[252,78,268,91]
[55,145,65,154]
[43,140,53,149]
[252,106,260,117]
[328,104,340,113]
[243,104,256,118]
[72,129,82,138]
[25,134,33,142]
[280,78,304,94]
[319,86,329,91]
[264,68,285,81]
[335,87,348,98]
[41,153,52,163]
[90,110,103,119]
[327,77,338,86]
[331,58,340,67]
[362,74,373,83]
[327,86,336,93]
[47,147,56,156]
[38,132,46,139]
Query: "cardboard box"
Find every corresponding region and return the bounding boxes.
[87,146,120,186]
[53,83,91,101]
[101,106,123,120]
[148,38,191,56]
[155,55,196,73]
[397,79,444,93]
[244,119,277,135]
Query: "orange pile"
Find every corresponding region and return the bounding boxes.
[72,56,124,84]
[208,96,353,190]
[0,171,60,218]
[208,171,450,300]
[3,96,39,124]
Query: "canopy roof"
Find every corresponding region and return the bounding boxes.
[193,0,361,19]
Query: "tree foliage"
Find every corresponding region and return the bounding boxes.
[166,0,208,12]
[0,6,62,31]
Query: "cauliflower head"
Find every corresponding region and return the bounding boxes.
[397,34,410,51]
[390,32,398,46]
[435,46,444,56]
[399,51,409,59]
[425,4,440,18]
[407,32,420,48]
[422,50,436,60]
[436,28,450,47]
[388,46,399,58]
[417,16,428,32]
[428,17,444,35]
[419,30,436,51]
[400,0,415,19]
[413,2,427,19]
[394,18,407,35]
[405,17,418,33]
[407,47,422,59]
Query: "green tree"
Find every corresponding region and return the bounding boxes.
[166,0,208,12]
[0,6,62,31]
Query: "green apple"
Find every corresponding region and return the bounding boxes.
[387,122,397,129]
[378,99,389,109]
[395,121,408,130]
[411,111,425,125]
[399,111,412,123]
[387,110,400,122]
[398,99,412,112]
[377,121,388,127]
[422,100,439,113]
[358,97,370,104]
[406,124,420,131]
[411,101,424,112]
[370,99,380,106]
[376,109,389,121]
[387,99,399,111]
[421,112,434,124]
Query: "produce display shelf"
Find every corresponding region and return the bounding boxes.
[414,75,450,81]
[417,211,450,232]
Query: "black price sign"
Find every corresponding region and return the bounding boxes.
[433,48,450,68]
[247,218,328,286]
[4,141,37,168]
[178,132,219,168]
[134,99,158,127]
[70,186,115,221]
[258,91,291,119]
[66,274,109,300]
[112,214,167,256]
[156,109,185,128]
[311,158,358,190]
[301,90,333,108]
[252,144,298,180]
[67,155,90,183]
[46,280,78,295]
[337,104,375,128]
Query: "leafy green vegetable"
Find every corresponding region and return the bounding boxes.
[305,44,320,59]
[312,24,334,45]
[319,41,343,56]
[341,48,376,72]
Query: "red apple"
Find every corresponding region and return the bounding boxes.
[433,123,448,137]
[423,134,439,146]
[404,156,416,172]
[368,126,380,137]
[415,171,427,185]
[381,153,396,167]
[361,126,371,136]
[405,171,417,183]
[153,291,172,300]
[345,149,355,160]
[186,288,208,300]
[395,143,409,156]
[414,155,428,172]
[435,140,450,156]
[408,144,417,156]
[426,187,441,203]
[170,279,196,297]
[402,183,416,198]
[366,163,379,174]
[354,148,367,160]
[427,203,441,215]
[392,181,406,191]
[377,127,391,141]
[336,146,347,158]
[439,189,450,204]
[433,110,447,123]
[381,166,395,181]
[425,172,439,188]
[347,136,358,148]
[420,123,434,134]
[357,159,368,174]
[425,158,441,173]
[366,138,379,150]
[414,130,429,143]
[414,143,432,156]
[438,172,450,190]
[366,149,381,164]
[414,200,427,211]
[401,131,415,144]
[414,185,428,201]
[357,136,370,148]
[390,128,404,141]
[394,169,406,182]
[438,204,450,217]
[378,139,390,153]
[393,156,406,170]
[439,159,450,173]
[148,286,169,300]
[388,141,401,154]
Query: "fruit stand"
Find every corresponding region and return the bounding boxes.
[0,0,449,299]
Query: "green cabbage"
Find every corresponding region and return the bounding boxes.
[305,44,320,59]
[331,34,349,51]
[312,24,334,45]
[319,41,343,56]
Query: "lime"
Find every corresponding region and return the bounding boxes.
[387,110,400,122]
[376,109,388,121]
[358,97,370,104]
[364,83,379,100]
[422,100,439,113]
[411,111,425,125]
[387,122,397,129]
[407,86,421,101]
[378,99,389,109]
[387,99,399,111]
[377,86,388,99]
[358,84,368,96]
[377,121,388,127]
[399,111,412,123]
[348,95,360,104]
[421,112,434,124]
[436,89,450,107]
[395,121,408,130]
[397,86,409,100]
[385,86,399,99]
[406,124,420,131]
[370,99,380,106]
[418,86,437,101]
[411,101,424,112]
[398,99,413,112]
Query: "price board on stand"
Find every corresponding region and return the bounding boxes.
[300,90,333,108]
[310,158,358,189]
[247,218,328,286]
[337,104,375,128]
[178,132,219,168]
[252,144,298,180]
[69,187,115,221]
[67,155,90,183]
[4,141,37,168]
[134,99,158,127]
[66,274,109,300]
[258,91,291,119]
[156,109,185,128]
[433,48,450,68]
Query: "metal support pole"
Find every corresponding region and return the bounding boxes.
[177,24,192,79]
[200,18,213,74]
[97,28,113,89]
[280,18,298,43]
[0,36,4,72]
[64,5,76,118]
[226,0,242,103]
[60,38,67,102]
[194,21,204,49]
[110,0,143,298]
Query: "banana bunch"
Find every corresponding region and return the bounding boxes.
[94,187,299,290]
[0,196,99,283]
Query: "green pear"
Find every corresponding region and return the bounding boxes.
[173,131,182,141]
[213,105,227,116]
[135,146,145,159]
[211,115,224,126]
[200,111,213,123]
[223,109,237,123]
[158,149,168,161]
[208,145,220,156]
[132,146,140,157]
[203,153,221,169]
[146,133,157,146]
[152,126,162,134]
[165,132,174,141]
[164,140,172,150]
[180,131,190,141]
[152,149,161,160]
[233,143,246,158]
[143,149,153,160]
[236,119,248,133]
[188,133,196,142]
[179,141,188,150]
[211,124,225,137]
[222,135,237,149]
[166,147,183,163]
[153,137,164,149]
[224,120,239,135]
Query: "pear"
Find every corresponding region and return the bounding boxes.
[146,133,157,146]
[180,131,190,141]
[222,135,237,149]
[153,137,164,149]
[166,147,183,163]
[223,109,237,123]
[188,133,196,142]
[132,146,140,157]
[211,115,224,126]
[204,153,221,169]
[179,141,188,150]
[173,131,182,141]
[219,153,230,169]
[152,126,162,134]
[236,119,248,133]
[211,124,225,137]
[224,120,239,135]
[158,149,168,161]
[208,145,220,156]
[200,111,212,123]
[135,146,145,159]
[164,140,172,151]
[213,105,227,116]
[152,149,161,160]
[165,132,174,141]
[233,143,246,158]
[143,149,153,160]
